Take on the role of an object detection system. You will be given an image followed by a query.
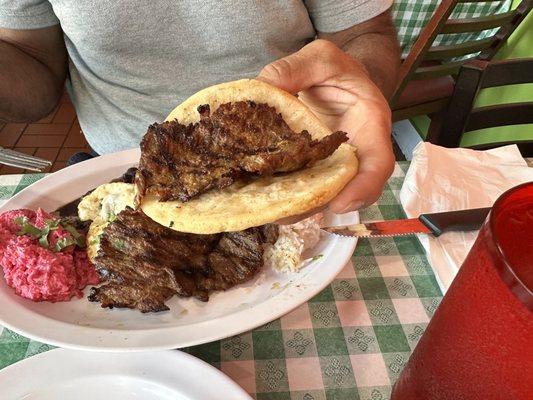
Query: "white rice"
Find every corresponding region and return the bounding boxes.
[263,213,323,273]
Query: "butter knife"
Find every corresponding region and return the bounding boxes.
[322,207,491,238]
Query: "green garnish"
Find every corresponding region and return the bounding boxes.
[36,219,60,248]
[88,230,105,247]
[108,211,117,222]
[112,239,126,251]
[311,254,323,261]
[14,215,86,252]
[46,219,61,231]
[89,235,102,247]
[169,221,175,228]
[61,222,86,248]
[52,237,76,252]
[15,216,42,238]
[38,234,49,248]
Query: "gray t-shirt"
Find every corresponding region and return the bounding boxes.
[1,0,392,154]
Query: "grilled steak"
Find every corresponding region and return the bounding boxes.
[88,208,278,312]
[135,101,348,203]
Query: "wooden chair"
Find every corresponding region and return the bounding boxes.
[428,58,533,156]
[390,0,533,133]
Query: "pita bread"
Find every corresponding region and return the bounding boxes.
[141,79,358,234]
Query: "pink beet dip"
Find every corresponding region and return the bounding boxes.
[0,208,99,302]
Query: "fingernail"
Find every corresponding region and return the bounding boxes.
[337,201,365,214]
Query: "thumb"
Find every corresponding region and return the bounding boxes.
[257,52,308,94]
[257,39,347,94]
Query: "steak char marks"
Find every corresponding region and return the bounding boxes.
[88,208,278,312]
[135,101,348,203]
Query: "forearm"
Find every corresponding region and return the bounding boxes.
[341,33,400,99]
[318,11,401,100]
[0,40,63,122]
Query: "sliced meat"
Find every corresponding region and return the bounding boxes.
[110,167,138,184]
[136,101,348,203]
[197,231,265,292]
[88,282,175,313]
[95,207,217,274]
[89,208,278,312]
[258,223,280,245]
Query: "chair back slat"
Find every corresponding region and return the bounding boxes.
[390,0,457,106]
[477,0,533,60]
[425,38,493,60]
[430,58,533,156]
[391,0,533,109]
[441,12,515,33]
[456,0,496,3]
[465,103,533,131]
[412,60,466,80]
[480,58,533,88]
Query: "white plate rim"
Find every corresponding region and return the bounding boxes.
[0,348,252,399]
[0,149,357,351]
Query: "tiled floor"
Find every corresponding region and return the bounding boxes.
[0,92,90,174]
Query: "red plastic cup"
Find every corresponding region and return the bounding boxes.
[392,182,533,399]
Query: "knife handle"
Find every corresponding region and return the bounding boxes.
[418,207,491,237]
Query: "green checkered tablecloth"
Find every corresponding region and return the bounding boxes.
[0,163,444,400]
[392,0,512,58]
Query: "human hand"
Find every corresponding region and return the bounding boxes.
[257,39,395,222]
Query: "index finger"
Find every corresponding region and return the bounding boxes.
[328,141,395,213]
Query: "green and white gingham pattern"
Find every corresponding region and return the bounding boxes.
[392,0,512,58]
[0,163,443,399]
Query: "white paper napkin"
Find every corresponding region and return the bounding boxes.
[399,143,533,293]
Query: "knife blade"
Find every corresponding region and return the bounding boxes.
[322,207,491,238]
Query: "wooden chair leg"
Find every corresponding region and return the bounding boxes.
[426,107,448,144]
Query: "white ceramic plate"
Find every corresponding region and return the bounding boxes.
[0,348,252,399]
[0,149,357,350]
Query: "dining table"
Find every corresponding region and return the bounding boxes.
[0,160,448,399]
